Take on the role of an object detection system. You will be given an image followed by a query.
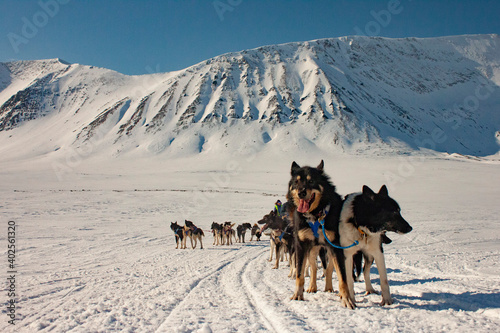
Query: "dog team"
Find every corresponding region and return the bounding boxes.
[171,160,413,309]
[170,220,262,248]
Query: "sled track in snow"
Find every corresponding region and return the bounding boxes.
[241,250,320,333]
[155,244,279,332]
[154,242,328,333]
[241,247,342,333]
[154,260,234,332]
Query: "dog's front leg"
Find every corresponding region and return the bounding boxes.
[291,245,307,300]
[344,249,356,304]
[288,252,296,278]
[332,249,356,309]
[306,247,319,293]
[373,251,392,306]
[200,235,203,249]
[268,238,275,262]
[273,242,281,269]
[363,254,378,295]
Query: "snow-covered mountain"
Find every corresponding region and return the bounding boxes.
[1,34,499,160]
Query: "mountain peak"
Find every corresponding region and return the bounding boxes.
[0,34,499,160]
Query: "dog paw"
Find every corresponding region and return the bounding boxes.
[306,287,317,293]
[272,265,279,269]
[341,297,356,309]
[290,293,305,301]
[380,297,393,306]
[365,289,379,295]
[324,287,334,293]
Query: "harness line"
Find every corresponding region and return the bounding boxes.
[307,205,359,250]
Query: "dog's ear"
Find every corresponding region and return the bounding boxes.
[317,160,324,172]
[291,161,300,174]
[378,185,389,197]
[362,185,376,201]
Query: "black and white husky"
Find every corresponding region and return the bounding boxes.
[339,185,412,306]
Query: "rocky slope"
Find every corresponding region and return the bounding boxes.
[1,34,499,159]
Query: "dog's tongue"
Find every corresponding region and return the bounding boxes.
[297,199,309,213]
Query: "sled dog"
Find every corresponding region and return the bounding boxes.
[288,160,354,308]
[184,220,205,249]
[339,185,412,306]
[170,221,186,249]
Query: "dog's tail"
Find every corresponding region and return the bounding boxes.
[200,229,205,237]
[319,247,328,270]
[353,251,363,281]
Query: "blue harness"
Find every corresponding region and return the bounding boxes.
[271,231,286,243]
[308,207,359,250]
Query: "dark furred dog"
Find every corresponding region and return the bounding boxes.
[288,160,354,308]
[339,185,412,306]
[211,222,223,246]
[258,210,292,269]
[237,223,252,243]
[170,222,186,249]
[223,222,235,245]
[184,220,205,249]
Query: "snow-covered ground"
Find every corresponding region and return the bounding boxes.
[1,151,499,332]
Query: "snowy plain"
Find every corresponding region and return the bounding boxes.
[0,148,499,333]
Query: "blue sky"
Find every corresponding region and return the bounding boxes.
[1,0,499,75]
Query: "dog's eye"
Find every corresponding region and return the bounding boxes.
[308,179,314,184]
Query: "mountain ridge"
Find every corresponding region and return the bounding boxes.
[1,34,499,160]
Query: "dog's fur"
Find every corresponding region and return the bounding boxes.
[237,223,252,243]
[170,222,187,249]
[339,185,412,306]
[211,222,223,245]
[288,160,354,308]
[250,223,262,241]
[184,220,205,249]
